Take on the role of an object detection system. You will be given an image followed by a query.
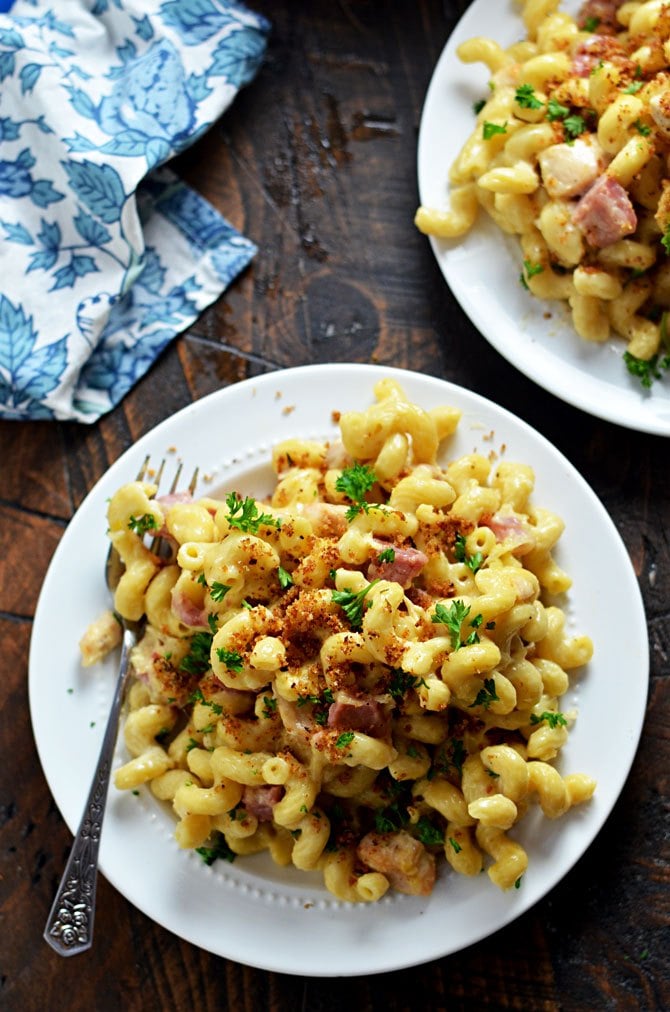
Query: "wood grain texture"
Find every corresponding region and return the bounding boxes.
[1,1,668,1009]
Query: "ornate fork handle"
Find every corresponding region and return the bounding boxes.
[44,624,138,956]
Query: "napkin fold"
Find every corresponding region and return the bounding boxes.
[0,0,269,422]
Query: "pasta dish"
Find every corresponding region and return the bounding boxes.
[416,0,670,389]
[81,379,595,901]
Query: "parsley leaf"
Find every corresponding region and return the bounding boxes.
[277,566,293,589]
[388,669,426,701]
[225,492,278,534]
[634,118,651,136]
[514,83,543,110]
[179,633,213,676]
[563,114,585,139]
[196,834,236,865]
[377,547,396,564]
[583,15,600,31]
[415,816,445,846]
[449,837,462,854]
[431,600,482,650]
[530,710,568,729]
[473,98,486,115]
[335,462,377,520]
[483,120,507,140]
[262,696,277,718]
[335,731,354,749]
[454,532,484,573]
[428,737,466,781]
[624,81,644,94]
[215,646,244,672]
[546,97,569,121]
[332,579,380,630]
[470,677,499,709]
[662,228,670,255]
[624,350,670,388]
[210,581,230,603]
[188,686,223,715]
[127,513,159,536]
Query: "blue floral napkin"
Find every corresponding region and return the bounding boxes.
[0,0,269,422]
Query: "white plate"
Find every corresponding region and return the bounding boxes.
[30,364,648,975]
[417,0,670,436]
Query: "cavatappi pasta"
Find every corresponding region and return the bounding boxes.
[85,379,595,901]
[415,0,670,387]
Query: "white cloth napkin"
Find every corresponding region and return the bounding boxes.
[0,0,269,422]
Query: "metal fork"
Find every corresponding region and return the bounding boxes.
[44,457,197,956]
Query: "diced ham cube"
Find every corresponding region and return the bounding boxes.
[357,831,436,895]
[367,542,427,587]
[570,34,632,77]
[577,0,626,35]
[573,175,637,248]
[327,695,390,738]
[242,785,284,822]
[482,513,536,556]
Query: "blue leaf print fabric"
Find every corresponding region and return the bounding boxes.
[0,0,269,422]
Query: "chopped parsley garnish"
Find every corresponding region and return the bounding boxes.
[207,613,218,634]
[196,834,236,865]
[624,81,644,95]
[277,566,293,589]
[470,677,499,710]
[449,837,462,854]
[546,97,569,121]
[127,513,159,536]
[563,114,586,139]
[429,737,467,781]
[388,669,426,701]
[530,710,568,729]
[373,781,412,833]
[431,600,482,650]
[225,491,278,534]
[662,228,670,255]
[332,579,380,630]
[514,876,523,889]
[583,15,600,31]
[473,98,486,115]
[297,688,335,708]
[482,120,507,140]
[377,547,396,564]
[523,259,544,279]
[188,686,223,715]
[262,696,277,718]
[634,119,651,136]
[623,350,670,388]
[210,581,230,603]
[514,83,543,110]
[197,722,215,735]
[415,816,445,846]
[335,731,354,749]
[335,462,377,520]
[185,737,200,752]
[520,259,544,290]
[454,532,484,574]
[215,646,243,672]
[179,632,213,676]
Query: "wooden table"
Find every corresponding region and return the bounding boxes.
[2,2,668,1008]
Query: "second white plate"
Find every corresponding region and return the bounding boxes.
[417,0,670,435]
